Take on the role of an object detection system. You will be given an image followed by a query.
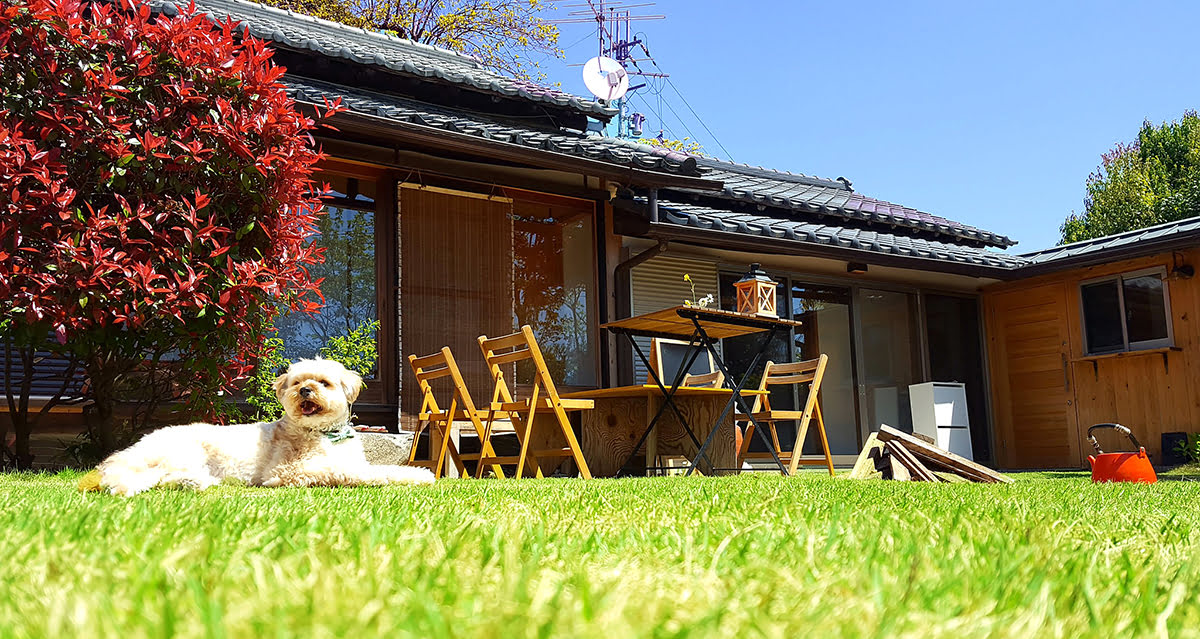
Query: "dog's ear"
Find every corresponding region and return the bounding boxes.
[272,373,289,401]
[340,369,363,403]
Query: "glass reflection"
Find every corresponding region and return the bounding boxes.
[513,201,596,387]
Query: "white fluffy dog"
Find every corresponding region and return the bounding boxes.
[95,358,434,496]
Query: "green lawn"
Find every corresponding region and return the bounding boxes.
[2,471,1199,638]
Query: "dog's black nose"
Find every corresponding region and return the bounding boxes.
[299,387,312,398]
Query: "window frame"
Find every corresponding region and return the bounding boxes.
[1079,266,1173,356]
[305,166,396,410]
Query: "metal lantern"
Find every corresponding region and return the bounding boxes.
[734,263,778,317]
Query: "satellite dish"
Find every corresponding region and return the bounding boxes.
[582,56,629,102]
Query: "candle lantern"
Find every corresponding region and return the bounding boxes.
[733,263,778,317]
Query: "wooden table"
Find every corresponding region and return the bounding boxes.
[603,306,804,475]
[562,385,766,477]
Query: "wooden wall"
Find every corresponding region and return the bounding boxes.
[983,248,1200,468]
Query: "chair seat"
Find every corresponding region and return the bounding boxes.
[742,451,830,466]
[419,410,516,421]
[745,410,808,422]
[488,398,594,412]
[480,447,576,464]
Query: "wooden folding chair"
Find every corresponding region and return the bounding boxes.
[407,347,507,479]
[477,325,594,479]
[736,354,835,476]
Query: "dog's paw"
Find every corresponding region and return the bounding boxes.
[260,476,284,488]
[379,465,436,485]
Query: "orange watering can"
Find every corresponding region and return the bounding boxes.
[1087,423,1157,484]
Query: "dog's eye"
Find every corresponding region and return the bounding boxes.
[321,380,332,388]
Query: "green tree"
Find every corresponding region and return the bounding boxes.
[260,0,560,81]
[1061,111,1200,244]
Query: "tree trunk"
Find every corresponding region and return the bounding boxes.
[85,359,119,456]
[13,418,33,470]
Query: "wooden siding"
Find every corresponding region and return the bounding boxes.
[983,248,1200,468]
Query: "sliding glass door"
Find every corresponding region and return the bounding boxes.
[856,288,922,433]
[791,283,859,455]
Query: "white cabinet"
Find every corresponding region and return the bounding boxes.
[908,382,973,460]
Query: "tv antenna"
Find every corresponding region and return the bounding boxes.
[551,0,667,139]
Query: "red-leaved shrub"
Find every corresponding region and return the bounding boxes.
[0,0,341,462]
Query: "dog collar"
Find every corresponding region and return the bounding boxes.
[323,424,356,444]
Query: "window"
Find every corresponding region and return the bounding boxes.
[398,187,598,424]
[275,175,379,375]
[1080,269,1171,355]
[512,198,597,388]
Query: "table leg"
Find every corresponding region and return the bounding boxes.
[645,393,658,476]
[616,329,716,474]
[685,324,789,475]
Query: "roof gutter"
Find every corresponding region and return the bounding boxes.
[304,104,723,192]
[1007,230,1200,279]
[647,223,1013,280]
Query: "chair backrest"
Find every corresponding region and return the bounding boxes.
[646,337,720,387]
[683,370,725,389]
[407,347,482,422]
[754,354,829,415]
[478,325,564,406]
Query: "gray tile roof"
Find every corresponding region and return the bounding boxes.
[1019,216,1200,264]
[652,198,1029,270]
[146,0,617,119]
[285,77,699,174]
[677,158,1016,250]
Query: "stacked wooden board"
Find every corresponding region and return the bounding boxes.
[848,425,1012,484]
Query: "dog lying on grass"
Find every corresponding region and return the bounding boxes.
[83,359,434,496]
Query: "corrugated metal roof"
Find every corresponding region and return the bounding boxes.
[1019,216,1200,264]
[676,158,1017,250]
[0,350,87,400]
[649,198,1029,271]
[285,77,699,175]
[145,0,618,119]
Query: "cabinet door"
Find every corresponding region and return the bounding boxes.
[985,283,1081,468]
[931,385,970,428]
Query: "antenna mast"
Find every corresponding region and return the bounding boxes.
[551,1,666,139]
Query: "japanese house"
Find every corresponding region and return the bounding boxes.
[3,0,1198,469]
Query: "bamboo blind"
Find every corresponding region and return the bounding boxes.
[399,187,515,422]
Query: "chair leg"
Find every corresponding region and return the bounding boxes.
[433,422,453,479]
[478,438,506,479]
[515,386,540,479]
[789,414,815,476]
[737,421,755,467]
[814,403,835,476]
[408,421,428,465]
[475,410,498,479]
[550,404,592,480]
[446,440,468,478]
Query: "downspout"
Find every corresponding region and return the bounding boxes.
[612,238,669,385]
[648,188,659,224]
[614,239,669,319]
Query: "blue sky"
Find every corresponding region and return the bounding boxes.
[536,1,1200,253]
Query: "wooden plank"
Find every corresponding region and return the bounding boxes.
[878,425,1013,484]
[887,453,911,481]
[561,386,766,400]
[848,432,882,479]
[884,441,941,482]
